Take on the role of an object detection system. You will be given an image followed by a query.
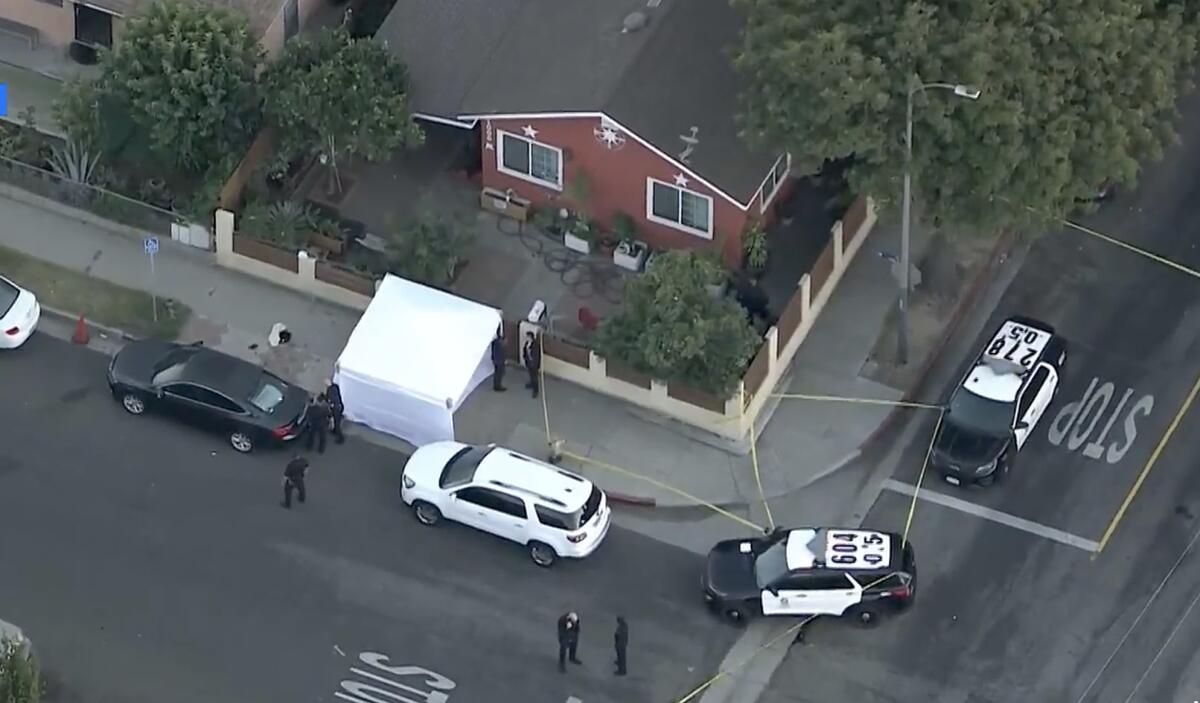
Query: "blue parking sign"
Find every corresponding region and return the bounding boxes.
[0,84,7,117]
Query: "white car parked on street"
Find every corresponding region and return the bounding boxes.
[0,274,39,349]
[401,441,611,567]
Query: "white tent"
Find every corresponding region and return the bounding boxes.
[334,274,502,447]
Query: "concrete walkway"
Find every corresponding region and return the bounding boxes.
[0,183,933,533]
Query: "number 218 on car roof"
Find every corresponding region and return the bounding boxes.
[984,320,1050,370]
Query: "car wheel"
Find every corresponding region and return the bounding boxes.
[529,541,557,568]
[229,431,254,453]
[413,501,441,526]
[120,392,147,415]
[846,603,882,628]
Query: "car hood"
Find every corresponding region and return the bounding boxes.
[933,422,1007,469]
[704,540,762,600]
[404,441,469,486]
[110,340,180,386]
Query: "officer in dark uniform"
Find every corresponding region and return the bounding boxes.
[613,616,628,676]
[523,331,542,398]
[305,395,331,454]
[325,380,345,444]
[281,455,309,509]
[491,328,507,392]
[557,611,581,672]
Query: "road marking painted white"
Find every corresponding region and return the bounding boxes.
[882,479,1100,553]
[1047,376,1154,464]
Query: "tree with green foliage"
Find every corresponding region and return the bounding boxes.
[593,251,759,397]
[55,0,262,174]
[734,0,1199,230]
[385,213,476,287]
[0,638,43,703]
[262,28,424,194]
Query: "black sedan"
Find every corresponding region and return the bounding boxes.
[107,340,310,453]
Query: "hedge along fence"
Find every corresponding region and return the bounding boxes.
[215,209,378,310]
[526,196,879,444]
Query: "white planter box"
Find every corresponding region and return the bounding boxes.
[564,232,591,254]
[613,241,648,271]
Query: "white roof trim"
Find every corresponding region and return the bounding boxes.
[453,110,753,211]
[414,113,477,130]
[785,529,818,569]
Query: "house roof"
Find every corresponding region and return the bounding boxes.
[376,0,780,205]
[90,0,282,38]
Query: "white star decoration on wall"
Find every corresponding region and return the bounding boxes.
[522,125,538,139]
[673,173,690,188]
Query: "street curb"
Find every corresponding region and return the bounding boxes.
[40,303,139,344]
[855,228,1018,457]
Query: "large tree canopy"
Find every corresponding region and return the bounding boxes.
[734,0,1199,229]
[262,28,423,183]
[56,0,262,173]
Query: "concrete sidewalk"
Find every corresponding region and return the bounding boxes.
[0,184,932,528]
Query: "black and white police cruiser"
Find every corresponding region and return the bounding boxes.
[932,316,1066,487]
[701,527,916,626]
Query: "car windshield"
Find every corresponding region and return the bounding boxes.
[754,541,789,589]
[0,278,20,318]
[248,377,286,413]
[438,445,492,488]
[947,389,1013,435]
[536,485,603,531]
[149,348,199,386]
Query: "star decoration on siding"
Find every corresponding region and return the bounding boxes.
[522,125,539,139]
[593,125,626,150]
[673,173,690,188]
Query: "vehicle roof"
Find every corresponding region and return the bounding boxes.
[784,528,894,571]
[180,348,267,398]
[962,363,1024,402]
[476,449,593,511]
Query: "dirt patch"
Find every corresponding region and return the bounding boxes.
[859,228,1005,392]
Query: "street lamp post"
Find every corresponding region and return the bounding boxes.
[897,79,980,365]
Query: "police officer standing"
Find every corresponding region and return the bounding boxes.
[305,394,331,454]
[557,611,581,672]
[491,328,507,392]
[281,455,309,509]
[613,615,628,676]
[325,379,345,444]
[523,331,542,398]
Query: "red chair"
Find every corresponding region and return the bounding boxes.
[578,306,599,332]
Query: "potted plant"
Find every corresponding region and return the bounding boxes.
[611,211,648,271]
[562,213,593,255]
[742,221,769,275]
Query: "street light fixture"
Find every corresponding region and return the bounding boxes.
[896,79,981,365]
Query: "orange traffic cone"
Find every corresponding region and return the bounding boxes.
[72,313,90,345]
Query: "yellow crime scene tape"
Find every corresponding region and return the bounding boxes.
[772,392,943,410]
[674,615,818,703]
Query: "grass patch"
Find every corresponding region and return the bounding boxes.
[0,244,190,340]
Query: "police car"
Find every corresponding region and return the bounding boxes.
[701,527,917,626]
[932,316,1066,486]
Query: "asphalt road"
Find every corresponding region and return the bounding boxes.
[755,89,1200,703]
[0,334,738,703]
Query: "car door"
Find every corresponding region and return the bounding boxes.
[761,573,861,616]
[1014,364,1055,450]
[450,487,529,544]
[160,383,245,431]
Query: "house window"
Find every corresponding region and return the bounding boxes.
[759,153,791,212]
[497,131,562,190]
[646,178,713,238]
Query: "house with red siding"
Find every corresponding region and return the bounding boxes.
[376,0,792,267]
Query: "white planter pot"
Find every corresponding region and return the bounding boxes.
[613,241,648,272]
[564,232,591,254]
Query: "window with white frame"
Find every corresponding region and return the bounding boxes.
[647,178,713,238]
[497,131,562,189]
[759,153,791,211]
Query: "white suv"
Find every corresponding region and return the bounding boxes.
[400,441,611,567]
